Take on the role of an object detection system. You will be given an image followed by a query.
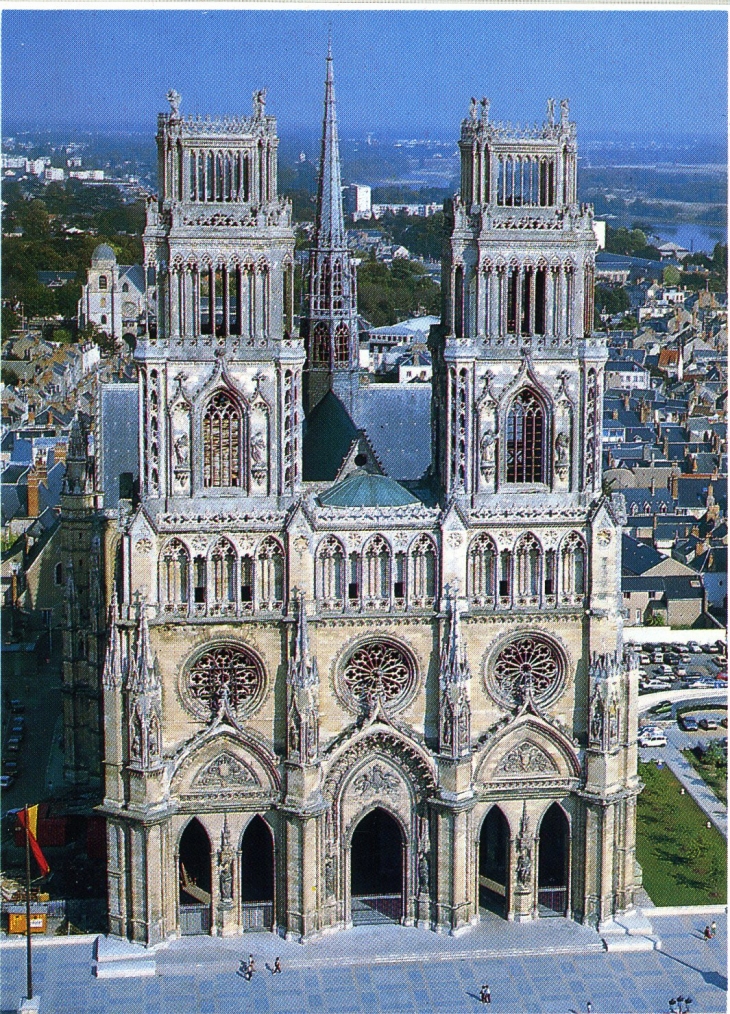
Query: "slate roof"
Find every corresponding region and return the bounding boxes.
[352,385,431,481]
[319,471,418,508]
[302,392,360,482]
[98,382,140,507]
[621,534,665,575]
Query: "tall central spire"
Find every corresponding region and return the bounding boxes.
[315,37,346,250]
[301,39,360,414]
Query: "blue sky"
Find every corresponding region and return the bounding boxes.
[2,9,727,140]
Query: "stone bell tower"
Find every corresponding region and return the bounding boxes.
[138,87,304,505]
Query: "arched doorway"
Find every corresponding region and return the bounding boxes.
[240,815,275,931]
[179,818,212,935]
[350,808,404,925]
[479,806,510,917]
[537,803,570,916]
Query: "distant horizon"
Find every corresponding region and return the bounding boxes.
[2,9,727,142]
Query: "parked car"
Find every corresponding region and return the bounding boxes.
[2,759,19,773]
[679,715,700,731]
[659,665,673,675]
[638,730,668,748]
[708,645,721,654]
[9,700,24,713]
[688,644,703,654]
[9,724,24,739]
[693,679,718,689]
[675,668,687,678]
[640,654,651,664]
[642,680,672,691]
[699,717,720,730]
[0,774,15,789]
[722,717,728,728]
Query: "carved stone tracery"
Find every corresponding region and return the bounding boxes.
[185,643,266,719]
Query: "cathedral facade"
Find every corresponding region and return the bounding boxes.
[72,58,641,945]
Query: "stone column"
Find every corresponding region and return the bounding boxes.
[546,268,555,337]
[527,268,536,336]
[283,809,324,940]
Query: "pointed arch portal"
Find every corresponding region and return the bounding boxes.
[240,815,275,931]
[179,818,212,935]
[350,808,404,925]
[479,806,509,917]
[538,803,570,916]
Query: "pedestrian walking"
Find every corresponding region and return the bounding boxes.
[587,1002,593,1013]
[710,919,717,938]
[668,1000,677,1014]
[272,957,282,974]
[483,984,491,1004]
[703,924,712,941]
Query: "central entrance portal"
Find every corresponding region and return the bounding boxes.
[350,808,403,925]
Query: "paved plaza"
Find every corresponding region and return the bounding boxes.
[1,910,726,1013]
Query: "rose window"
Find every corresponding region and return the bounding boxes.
[341,639,416,712]
[185,644,265,719]
[488,635,565,709]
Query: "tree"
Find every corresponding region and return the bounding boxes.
[1,364,19,387]
[53,328,74,345]
[663,265,681,287]
[2,305,20,337]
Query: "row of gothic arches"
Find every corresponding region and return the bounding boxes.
[157,529,586,615]
[175,801,570,934]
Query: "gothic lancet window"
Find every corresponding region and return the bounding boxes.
[363,535,390,606]
[506,389,546,484]
[468,533,497,605]
[211,538,237,608]
[515,533,542,600]
[561,532,586,601]
[203,391,242,488]
[317,535,345,607]
[311,322,329,366]
[160,538,189,608]
[334,323,349,364]
[257,537,284,610]
[410,534,436,605]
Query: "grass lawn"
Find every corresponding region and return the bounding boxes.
[682,749,728,806]
[636,761,727,906]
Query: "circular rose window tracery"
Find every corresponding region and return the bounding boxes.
[488,634,565,709]
[340,639,416,713]
[185,643,266,719]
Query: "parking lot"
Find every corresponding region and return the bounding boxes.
[636,638,727,695]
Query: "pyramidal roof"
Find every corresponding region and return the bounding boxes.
[319,470,419,508]
[314,39,346,251]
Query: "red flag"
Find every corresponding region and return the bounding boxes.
[18,806,50,878]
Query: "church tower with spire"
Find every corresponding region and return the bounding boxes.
[302,42,361,414]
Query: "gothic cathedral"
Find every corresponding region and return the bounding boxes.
[63,53,641,944]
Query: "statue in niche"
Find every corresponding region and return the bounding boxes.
[547,98,555,125]
[147,716,159,759]
[130,718,142,760]
[517,843,532,886]
[250,432,265,464]
[418,852,430,894]
[174,432,189,466]
[609,693,619,743]
[590,693,604,744]
[219,861,233,901]
[560,98,570,126]
[469,97,478,122]
[480,428,495,477]
[555,432,569,469]
[480,97,490,122]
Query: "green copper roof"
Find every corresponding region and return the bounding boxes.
[319,471,419,508]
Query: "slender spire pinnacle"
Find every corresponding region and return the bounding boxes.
[288,592,318,688]
[129,605,159,694]
[102,583,122,690]
[441,587,470,686]
[315,40,346,250]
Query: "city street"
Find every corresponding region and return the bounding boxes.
[0,910,726,1013]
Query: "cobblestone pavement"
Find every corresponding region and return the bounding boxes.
[0,911,726,1013]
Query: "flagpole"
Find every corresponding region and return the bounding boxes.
[24,803,33,1002]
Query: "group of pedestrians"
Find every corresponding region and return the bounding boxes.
[238,953,282,980]
[703,919,717,941]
